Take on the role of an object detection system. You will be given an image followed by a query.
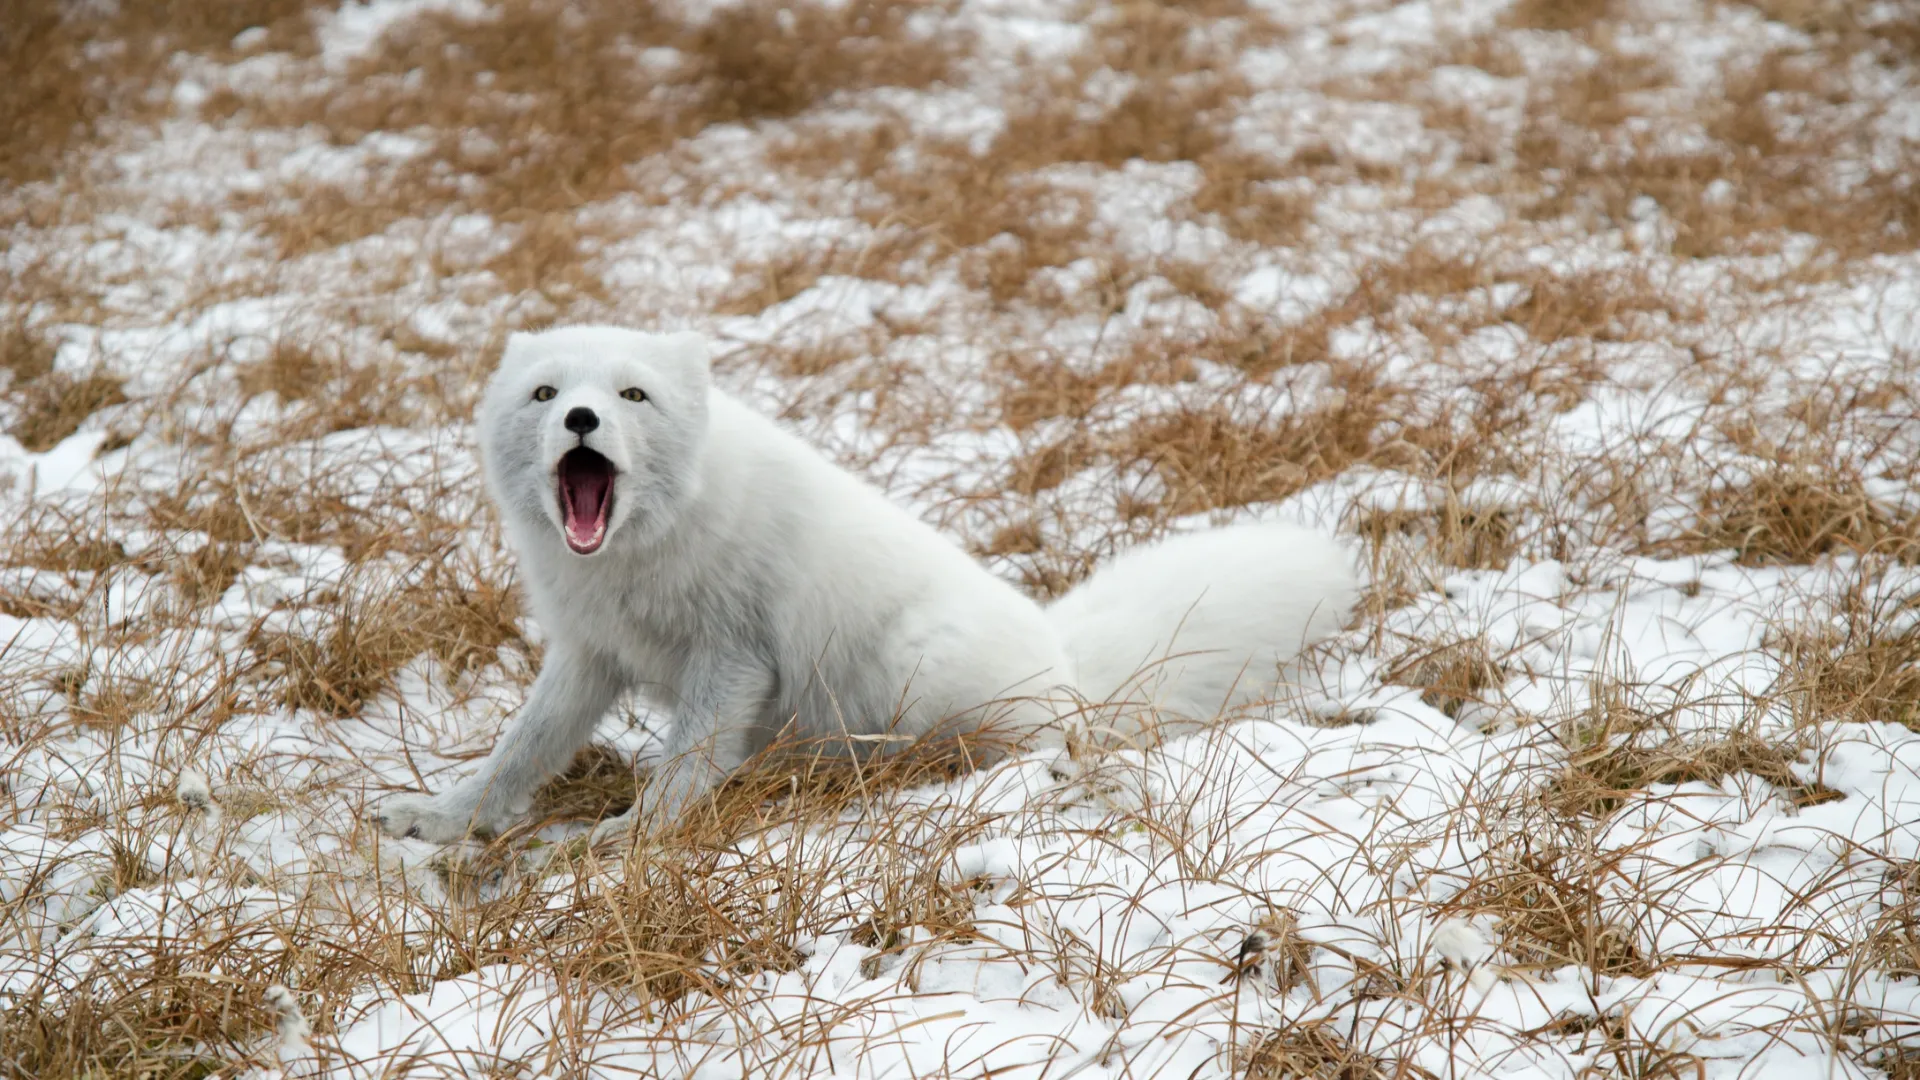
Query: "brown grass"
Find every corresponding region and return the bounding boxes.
[0,0,338,190]
[1125,398,1378,517]
[1501,26,1920,263]
[1548,696,1844,819]
[0,314,57,386]
[1746,1,1920,64]
[1863,859,1920,982]
[0,967,268,1080]
[1773,581,1920,731]
[8,371,127,453]
[0,504,130,574]
[1239,1019,1385,1080]
[1357,506,1519,573]
[1446,826,1647,977]
[220,0,963,284]
[766,2,1268,305]
[1382,637,1505,718]
[1684,466,1918,565]
[249,559,522,717]
[1503,0,1615,32]
[529,744,640,825]
[169,542,251,610]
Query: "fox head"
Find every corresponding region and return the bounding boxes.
[478,326,711,557]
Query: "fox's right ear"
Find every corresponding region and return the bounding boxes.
[500,331,537,365]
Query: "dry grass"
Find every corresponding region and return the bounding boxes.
[1357,506,1519,573]
[217,0,962,279]
[1381,637,1506,718]
[0,0,337,190]
[7,372,126,453]
[1686,466,1919,565]
[0,967,268,1080]
[1493,20,1920,264]
[248,558,523,717]
[0,315,57,387]
[1239,1019,1385,1080]
[1773,580,1920,731]
[1449,831,1647,978]
[1546,686,1845,819]
[1503,0,1616,33]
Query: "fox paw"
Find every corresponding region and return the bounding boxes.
[588,810,637,849]
[371,793,490,844]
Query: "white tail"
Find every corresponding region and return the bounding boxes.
[1046,522,1356,726]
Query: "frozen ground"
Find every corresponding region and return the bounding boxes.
[3,0,1920,1077]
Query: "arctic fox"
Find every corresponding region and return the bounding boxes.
[374,327,1355,844]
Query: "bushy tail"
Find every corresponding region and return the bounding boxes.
[1045,521,1357,721]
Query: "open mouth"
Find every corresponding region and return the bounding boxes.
[556,447,616,554]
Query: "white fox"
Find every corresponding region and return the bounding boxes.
[373,327,1355,843]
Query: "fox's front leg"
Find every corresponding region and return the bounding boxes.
[591,651,775,845]
[375,645,624,843]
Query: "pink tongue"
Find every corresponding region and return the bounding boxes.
[564,471,610,546]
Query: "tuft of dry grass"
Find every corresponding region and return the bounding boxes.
[529,744,640,825]
[1447,824,1647,977]
[1773,582,1920,731]
[1239,1019,1385,1080]
[558,848,810,1004]
[1547,692,1844,819]
[168,542,250,611]
[1190,151,1316,248]
[0,975,265,1080]
[1357,506,1519,573]
[249,607,414,718]
[0,505,130,574]
[1685,466,1918,565]
[1120,379,1390,518]
[1382,637,1506,718]
[8,371,127,453]
[0,314,58,387]
[248,559,523,717]
[1503,0,1616,33]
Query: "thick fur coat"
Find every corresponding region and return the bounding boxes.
[374,327,1356,843]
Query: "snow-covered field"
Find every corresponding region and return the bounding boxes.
[4,0,1920,1076]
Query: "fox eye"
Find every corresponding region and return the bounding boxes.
[531,386,556,402]
[620,387,647,403]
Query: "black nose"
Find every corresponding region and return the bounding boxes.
[564,407,599,435]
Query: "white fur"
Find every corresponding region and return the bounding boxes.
[1049,521,1355,742]
[374,327,1356,843]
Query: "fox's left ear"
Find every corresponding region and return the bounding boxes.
[657,331,710,369]
[652,331,712,390]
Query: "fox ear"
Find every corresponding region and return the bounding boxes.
[499,331,537,366]
[656,331,710,372]
[651,331,712,390]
